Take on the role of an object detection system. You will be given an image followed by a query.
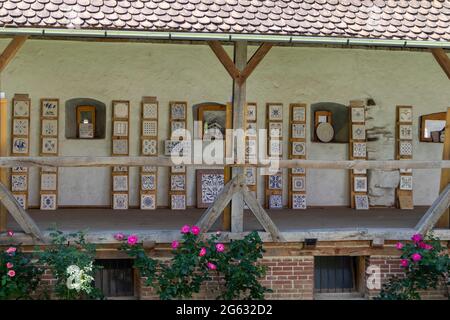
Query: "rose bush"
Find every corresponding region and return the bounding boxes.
[377,233,450,300]
[118,226,270,300]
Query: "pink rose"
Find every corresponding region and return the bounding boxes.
[396,242,404,250]
[411,253,422,262]
[114,233,125,241]
[400,259,409,267]
[424,244,433,250]
[215,243,225,252]
[181,225,190,234]
[191,226,200,236]
[171,240,179,249]
[5,247,16,255]
[127,235,138,245]
[7,230,14,237]
[7,270,15,277]
[207,262,217,270]
[6,262,13,269]
[199,247,206,257]
[411,234,423,243]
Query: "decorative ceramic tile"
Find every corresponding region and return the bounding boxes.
[269,122,282,137]
[171,194,186,210]
[113,175,128,192]
[399,125,413,140]
[246,139,257,157]
[142,166,157,173]
[400,168,412,174]
[171,174,186,191]
[113,121,128,137]
[142,139,157,156]
[292,106,306,122]
[40,194,57,210]
[245,167,256,185]
[13,119,29,136]
[354,176,367,192]
[41,100,58,117]
[268,104,283,121]
[13,193,26,209]
[113,101,129,119]
[12,137,28,154]
[292,123,305,139]
[112,193,128,210]
[246,123,257,136]
[41,173,57,191]
[165,140,190,156]
[143,120,158,136]
[171,165,186,173]
[171,121,185,135]
[246,104,257,121]
[269,194,283,209]
[292,142,306,156]
[292,167,306,174]
[292,194,306,209]
[143,103,158,119]
[140,193,156,210]
[113,166,128,172]
[13,100,30,117]
[41,137,58,154]
[12,166,27,173]
[268,174,282,190]
[398,107,412,122]
[42,119,58,136]
[141,174,156,191]
[400,175,413,190]
[171,103,186,120]
[355,195,369,210]
[351,107,365,122]
[352,124,366,140]
[11,174,27,192]
[399,141,413,156]
[113,139,128,155]
[269,139,282,156]
[200,172,224,205]
[353,142,367,158]
[292,176,306,192]
[353,169,367,175]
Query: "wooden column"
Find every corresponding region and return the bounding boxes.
[437,107,450,228]
[231,41,247,233]
[0,97,8,231]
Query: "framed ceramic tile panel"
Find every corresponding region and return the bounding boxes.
[292,193,306,209]
[12,193,27,209]
[13,97,30,118]
[170,194,186,210]
[11,174,28,192]
[11,137,29,155]
[267,103,283,121]
[196,169,224,208]
[141,173,157,191]
[41,137,58,155]
[170,101,187,120]
[140,193,156,210]
[170,174,186,192]
[40,172,58,191]
[13,118,29,136]
[292,175,306,192]
[112,193,129,210]
[400,175,413,191]
[354,195,369,210]
[112,174,129,192]
[112,100,130,119]
[40,193,57,210]
[41,99,59,118]
[113,120,129,137]
[246,102,257,122]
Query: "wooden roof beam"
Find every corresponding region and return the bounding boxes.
[238,42,273,85]
[0,36,28,73]
[207,40,240,82]
[431,48,450,80]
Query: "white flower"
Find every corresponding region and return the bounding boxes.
[66,265,80,276]
[65,264,95,294]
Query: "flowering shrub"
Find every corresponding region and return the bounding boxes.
[118,226,270,300]
[38,230,102,300]
[377,233,450,300]
[0,231,42,299]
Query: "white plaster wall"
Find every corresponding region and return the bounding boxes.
[0,39,448,207]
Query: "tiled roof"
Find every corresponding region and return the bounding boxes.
[0,0,449,42]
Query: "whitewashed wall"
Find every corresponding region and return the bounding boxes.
[0,39,448,207]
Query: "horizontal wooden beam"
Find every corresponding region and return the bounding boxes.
[0,36,28,73]
[3,228,450,246]
[415,183,450,234]
[1,157,450,170]
[207,40,240,81]
[431,48,450,80]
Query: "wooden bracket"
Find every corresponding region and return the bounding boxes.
[431,48,450,80]
[207,41,272,86]
[0,36,28,73]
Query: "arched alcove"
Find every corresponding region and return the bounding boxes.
[65,98,106,139]
[310,102,349,143]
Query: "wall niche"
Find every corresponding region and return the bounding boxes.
[65,98,106,139]
[310,102,349,143]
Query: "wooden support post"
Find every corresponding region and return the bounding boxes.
[437,107,450,228]
[0,36,28,73]
[231,41,247,233]
[0,98,7,232]
[223,103,232,231]
[431,48,450,80]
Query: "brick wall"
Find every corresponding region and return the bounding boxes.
[139,256,315,300]
[365,256,449,300]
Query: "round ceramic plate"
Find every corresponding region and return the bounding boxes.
[316,122,334,142]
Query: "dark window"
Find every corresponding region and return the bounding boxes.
[94,259,135,298]
[65,98,106,139]
[314,256,357,293]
